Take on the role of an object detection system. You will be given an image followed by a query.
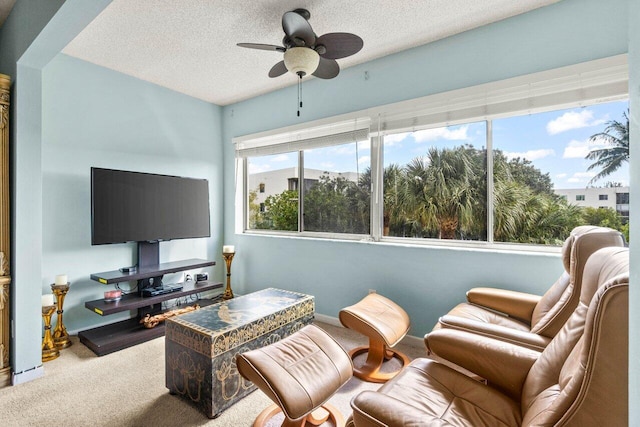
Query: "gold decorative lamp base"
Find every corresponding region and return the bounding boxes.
[51,283,72,349]
[222,252,235,300]
[42,305,60,362]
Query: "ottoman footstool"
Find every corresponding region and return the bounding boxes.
[237,324,353,427]
[339,293,411,383]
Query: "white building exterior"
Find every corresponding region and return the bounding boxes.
[555,186,630,221]
[248,167,361,209]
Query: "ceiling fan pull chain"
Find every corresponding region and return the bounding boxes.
[297,73,302,117]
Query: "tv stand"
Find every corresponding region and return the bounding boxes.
[80,256,221,356]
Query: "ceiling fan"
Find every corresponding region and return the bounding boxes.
[237,8,363,80]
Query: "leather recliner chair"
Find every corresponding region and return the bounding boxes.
[430,225,624,351]
[349,246,629,426]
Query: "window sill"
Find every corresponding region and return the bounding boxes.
[240,230,562,256]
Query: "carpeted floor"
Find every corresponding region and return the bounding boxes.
[0,321,426,426]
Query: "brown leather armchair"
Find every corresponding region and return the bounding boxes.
[349,246,629,426]
[431,226,624,351]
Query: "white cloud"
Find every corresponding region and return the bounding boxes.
[556,173,568,179]
[546,110,606,135]
[357,140,370,150]
[358,155,371,165]
[504,149,555,161]
[413,125,470,143]
[331,146,356,155]
[567,172,596,183]
[562,137,608,159]
[273,154,290,162]
[384,132,409,146]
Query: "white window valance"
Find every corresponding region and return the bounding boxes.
[234,117,371,157]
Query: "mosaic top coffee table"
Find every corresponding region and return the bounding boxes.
[165,288,315,418]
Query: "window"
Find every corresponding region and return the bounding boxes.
[382,122,487,240]
[303,143,370,234]
[237,119,371,235]
[247,153,298,231]
[617,192,629,204]
[235,56,629,247]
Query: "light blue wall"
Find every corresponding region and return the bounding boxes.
[0,0,64,77]
[41,54,223,333]
[222,0,629,335]
[8,0,112,376]
[3,0,224,378]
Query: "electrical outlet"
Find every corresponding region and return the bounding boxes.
[368,289,376,294]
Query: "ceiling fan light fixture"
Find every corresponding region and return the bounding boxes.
[283,47,320,77]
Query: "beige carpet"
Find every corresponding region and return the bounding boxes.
[0,322,426,426]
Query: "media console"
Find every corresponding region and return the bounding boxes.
[79,258,222,356]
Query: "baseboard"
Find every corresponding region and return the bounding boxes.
[314,313,342,327]
[314,313,425,349]
[11,365,44,385]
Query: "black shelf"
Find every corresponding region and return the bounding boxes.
[79,296,223,356]
[81,256,219,356]
[90,258,216,284]
[85,280,223,316]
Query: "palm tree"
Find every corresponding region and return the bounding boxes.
[586,110,629,184]
[404,147,476,239]
[381,164,406,236]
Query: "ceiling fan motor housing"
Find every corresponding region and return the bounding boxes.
[283,47,320,76]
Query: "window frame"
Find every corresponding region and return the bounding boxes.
[233,55,628,253]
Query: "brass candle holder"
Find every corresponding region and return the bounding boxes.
[222,251,235,300]
[51,283,72,349]
[42,304,60,362]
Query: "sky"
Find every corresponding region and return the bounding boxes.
[249,99,629,191]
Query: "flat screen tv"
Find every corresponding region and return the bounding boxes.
[91,167,211,245]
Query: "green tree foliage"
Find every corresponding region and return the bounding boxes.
[504,155,554,196]
[582,207,623,230]
[250,144,627,245]
[403,147,478,239]
[304,175,370,234]
[586,110,629,184]
[253,189,298,231]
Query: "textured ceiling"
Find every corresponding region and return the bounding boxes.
[62,0,560,106]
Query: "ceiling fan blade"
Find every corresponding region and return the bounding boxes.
[315,33,364,59]
[282,11,315,47]
[268,61,288,78]
[312,57,340,79]
[237,43,285,52]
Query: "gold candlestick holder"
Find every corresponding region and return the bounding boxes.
[222,252,235,300]
[42,305,60,362]
[51,283,72,349]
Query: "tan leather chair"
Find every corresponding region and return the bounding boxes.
[349,246,629,426]
[431,225,624,351]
